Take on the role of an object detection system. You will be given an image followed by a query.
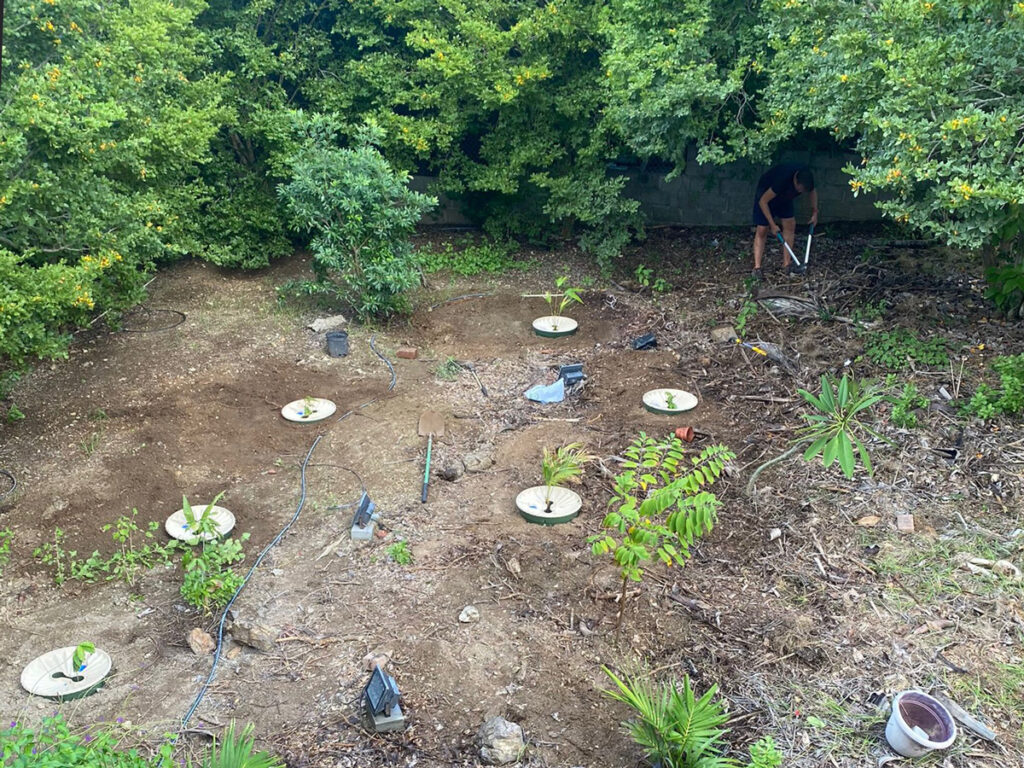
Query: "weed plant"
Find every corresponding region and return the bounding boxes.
[386,540,413,565]
[634,264,671,293]
[735,299,758,337]
[862,328,948,370]
[886,378,929,428]
[419,237,525,275]
[964,353,1024,420]
[0,527,12,576]
[0,716,176,768]
[433,356,462,381]
[180,534,249,614]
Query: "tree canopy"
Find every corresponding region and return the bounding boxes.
[1,0,1023,367]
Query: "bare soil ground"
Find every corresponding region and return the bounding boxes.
[1,230,1022,767]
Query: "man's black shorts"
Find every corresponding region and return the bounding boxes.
[752,196,795,227]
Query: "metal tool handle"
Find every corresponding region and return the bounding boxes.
[421,434,433,503]
[776,231,803,266]
[804,223,814,265]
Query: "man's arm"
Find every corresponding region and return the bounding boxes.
[758,189,779,234]
[808,189,819,226]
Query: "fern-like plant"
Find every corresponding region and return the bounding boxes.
[589,435,735,639]
[602,667,734,768]
[541,442,593,510]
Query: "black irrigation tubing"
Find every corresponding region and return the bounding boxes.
[181,334,396,728]
[307,463,366,511]
[180,433,322,730]
[335,334,397,423]
[0,469,15,502]
[120,307,187,333]
[427,292,493,312]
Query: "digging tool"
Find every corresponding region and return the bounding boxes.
[804,223,814,267]
[775,231,804,269]
[457,361,489,397]
[417,410,445,503]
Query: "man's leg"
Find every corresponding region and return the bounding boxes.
[780,217,796,268]
[753,225,769,270]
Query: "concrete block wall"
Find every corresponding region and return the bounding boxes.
[412,147,883,229]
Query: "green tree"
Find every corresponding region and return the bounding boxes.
[747,0,1024,253]
[0,0,229,365]
[278,117,436,318]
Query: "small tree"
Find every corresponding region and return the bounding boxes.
[279,116,436,319]
[541,442,593,512]
[590,435,735,640]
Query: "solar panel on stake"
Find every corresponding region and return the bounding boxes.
[363,666,405,732]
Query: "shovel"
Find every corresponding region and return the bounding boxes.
[417,410,445,503]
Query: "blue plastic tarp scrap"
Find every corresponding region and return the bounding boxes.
[524,379,565,404]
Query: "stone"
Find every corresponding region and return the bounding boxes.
[463,449,494,473]
[187,628,216,655]
[363,650,392,671]
[459,605,480,623]
[229,619,278,652]
[396,346,418,359]
[710,325,738,343]
[478,716,525,765]
[896,514,915,533]
[440,461,465,481]
[309,314,348,333]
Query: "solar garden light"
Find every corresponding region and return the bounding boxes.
[558,363,584,388]
[363,666,405,732]
[351,492,379,541]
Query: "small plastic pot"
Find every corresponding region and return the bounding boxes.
[326,331,349,357]
[885,691,957,757]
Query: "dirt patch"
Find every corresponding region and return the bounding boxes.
[1,234,1022,768]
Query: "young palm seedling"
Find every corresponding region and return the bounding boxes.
[542,442,592,512]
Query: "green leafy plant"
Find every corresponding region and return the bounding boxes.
[888,379,929,429]
[541,442,592,511]
[0,715,176,768]
[746,736,783,768]
[964,353,1024,420]
[590,436,735,638]
[634,264,672,294]
[747,374,887,494]
[80,431,103,456]
[0,528,11,577]
[543,276,583,320]
[279,118,436,319]
[6,404,25,422]
[71,642,95,674]
[192,721,284,768]
[33,528,103,585]
[664,391,678,410]
[419,238,525,276]
[102,509,176,586]
[181,492,227,542]
[602,668,733,768]
[735,299,758,337]
[862,329,948,370]
[433,357,463,381]
[180,534,250,614]
[300,397,317,418]
[386,540,413,566]
[985,263,1024,320]
[851,300,887,324]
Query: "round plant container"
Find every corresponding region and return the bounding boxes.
[885,691,957,757]
[532,316,578,339]
[281,397,337,423]
[643,388,698,415]
[165,504,235,542]
[516,485,582,525]
[21,646,113,700]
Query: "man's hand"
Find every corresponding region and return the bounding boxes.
[769,220,780,236]
[809,210,819,227]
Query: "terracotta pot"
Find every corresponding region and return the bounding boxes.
[674,426,695,443]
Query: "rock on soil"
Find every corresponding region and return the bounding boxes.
[478,716,525,765]
[463,449,494,473]
[459,605,480,623]
[309,315,348,333]
[229,619,278,652]
[440,461,465,481]
[187,628,216,655]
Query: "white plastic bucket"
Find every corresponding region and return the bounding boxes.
[885,691,957,757]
